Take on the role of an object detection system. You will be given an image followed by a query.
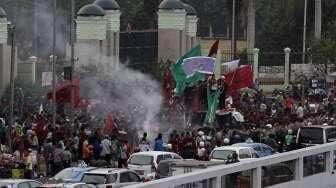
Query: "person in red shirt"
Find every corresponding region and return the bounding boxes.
[284,95,294,115]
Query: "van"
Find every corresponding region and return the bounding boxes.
[209,146,259,162]
[296,125,336,147]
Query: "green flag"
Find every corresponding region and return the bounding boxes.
[204,86,221,125]
[170,45,205,95]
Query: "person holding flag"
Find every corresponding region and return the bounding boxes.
[204,40,222,125]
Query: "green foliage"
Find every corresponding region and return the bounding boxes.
[117,0,158,30]
[310,36,336,65]
[255,0,305,52]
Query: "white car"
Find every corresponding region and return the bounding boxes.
[0,179,42,188]
[37,183,95,188]
[127,151,183,180]
[80,168,142,188]
[210,146,259,162]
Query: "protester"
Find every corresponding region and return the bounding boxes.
[154,133,163,151]
[100,135,112,164]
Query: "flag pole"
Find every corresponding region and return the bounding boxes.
[52,0,57,129]
[70,0,75,125]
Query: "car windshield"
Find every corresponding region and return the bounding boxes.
[54,168,81,180]
[129,155,153,165]
[211,150,235,160]
[298,128,324,144]
[81,174,108,185]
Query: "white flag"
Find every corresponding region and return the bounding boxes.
[42,72,52,87]
[222,59,240,73]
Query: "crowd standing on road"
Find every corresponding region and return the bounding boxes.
[0,84,336,179]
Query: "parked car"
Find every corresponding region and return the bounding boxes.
[127,151,183,180]
[80,168,142,188]
[296,125,336,147]
[0,179,42,188]
[231,143,276,157]
[49,167,97,183]
[210,146,259,162]
[37,183,95,188]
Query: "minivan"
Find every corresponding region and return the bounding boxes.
[210,146,259,162]
[296,125,336,147]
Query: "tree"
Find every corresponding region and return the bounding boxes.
[310,36,336,74]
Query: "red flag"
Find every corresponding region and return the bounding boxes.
[225,65,253,96]
[47,81,71,103]
[104,113,114,134]
[208,40,219,57]
[47,77,81,106]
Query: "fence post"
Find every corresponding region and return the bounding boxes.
[326,151,334,173]
[295,156,304,180]
[252,167,262,188]
[253,48,259,83]
[213,176,222,188]
[284,47,291,86]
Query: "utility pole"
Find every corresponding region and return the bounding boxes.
[302,0,307,64]
[315,0,321,39]
[70,0,75,125]
[52,0,57,129]
[231,0,236,60]
[8,25,15,154]
[33,0,38,55]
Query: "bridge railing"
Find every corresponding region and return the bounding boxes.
[125,142,336,188]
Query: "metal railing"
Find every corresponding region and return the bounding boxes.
[126,142,336,188]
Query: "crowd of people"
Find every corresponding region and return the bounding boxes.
[0,80,335,180]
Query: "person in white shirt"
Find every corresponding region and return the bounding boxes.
[297,103,304,119]
[100,135,112,164]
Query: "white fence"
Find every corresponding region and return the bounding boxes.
[125,142,336,188]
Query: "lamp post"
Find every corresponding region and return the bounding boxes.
[8,24,15,154]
